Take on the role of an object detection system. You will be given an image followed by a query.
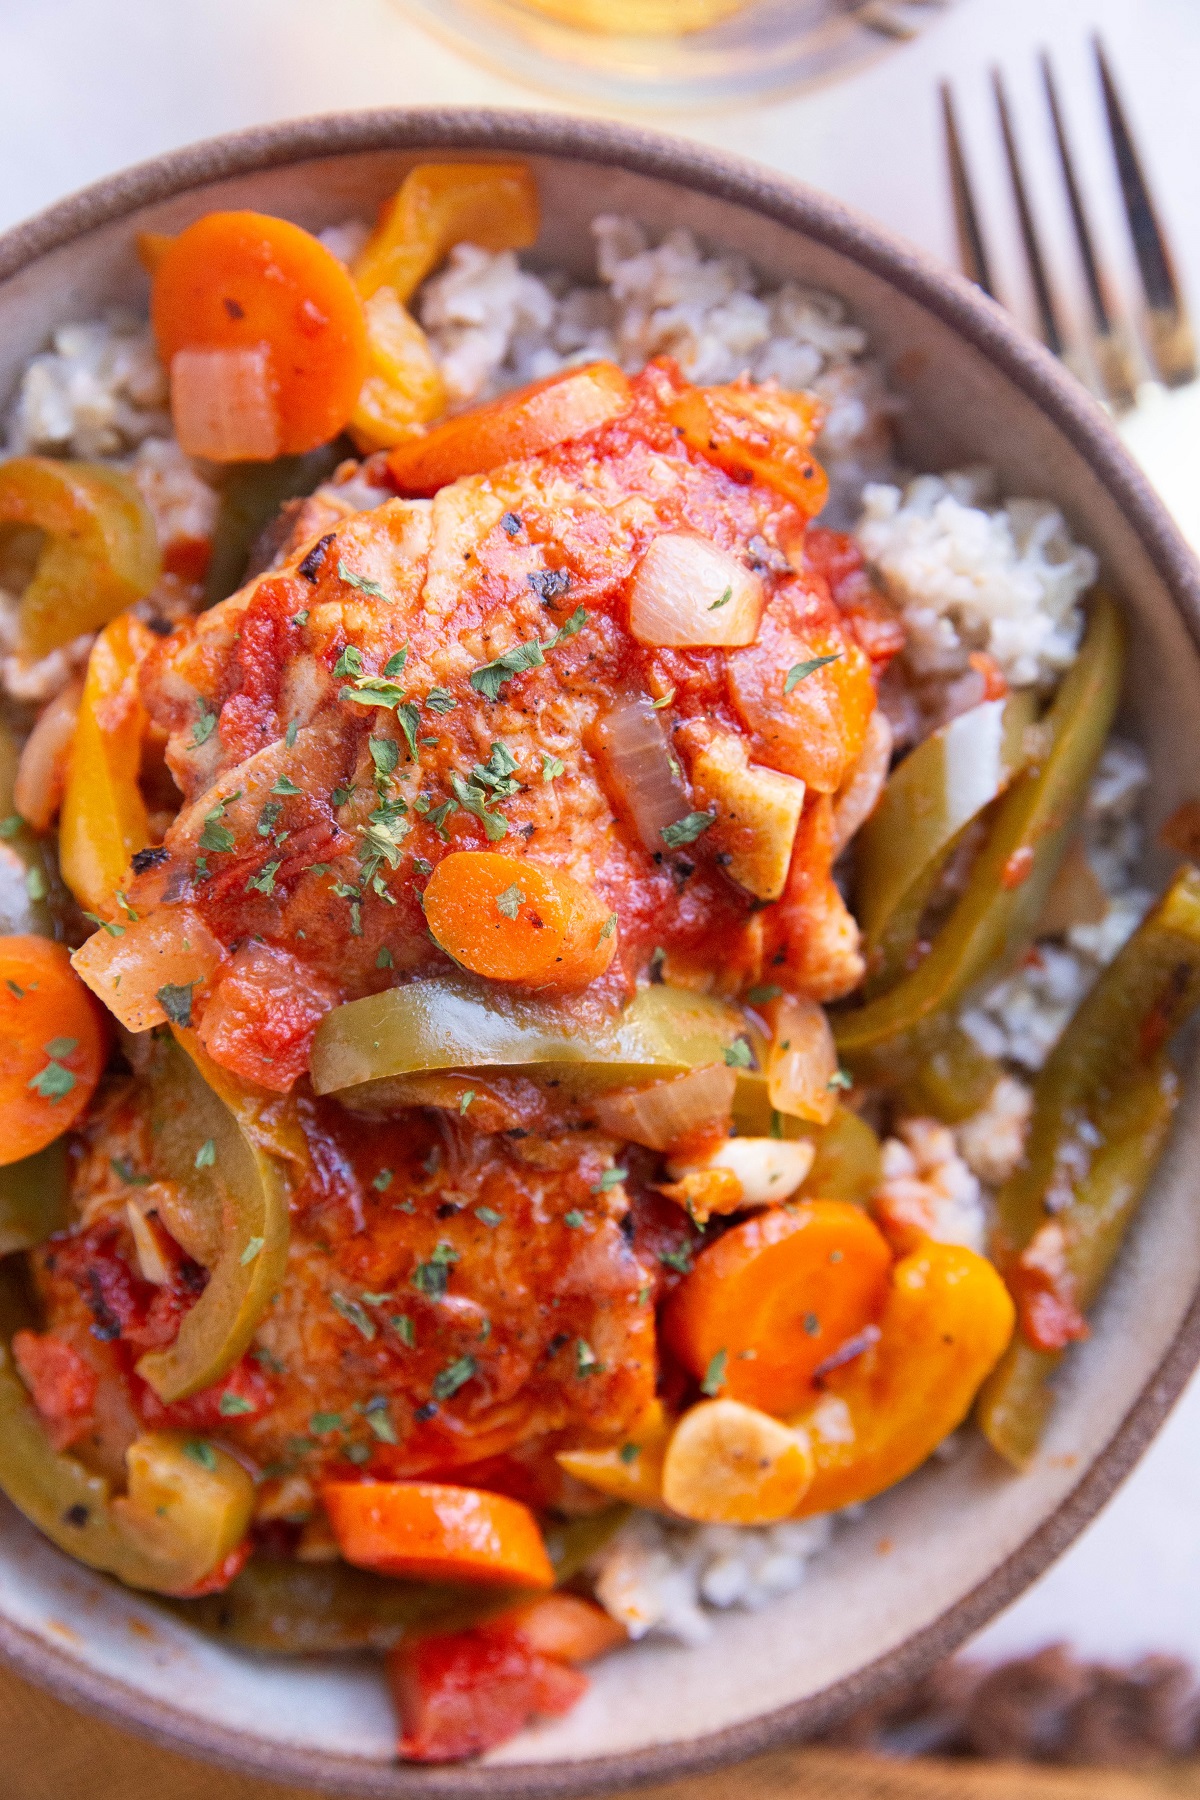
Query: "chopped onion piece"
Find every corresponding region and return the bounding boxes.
[591,1063,736,1152]
[595,692,690,853]
[831,710,892,855]
[628,532,764,648]
[668,1135,814,1208]
[170,345,281,462]
[766,992,839,1125]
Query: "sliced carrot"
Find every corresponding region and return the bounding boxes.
[150,211,368,458]
[385,362,632,495]
[663,1200,892,1417]
[353,161,540,303]
[424,851,616,990]
[323,1480,556,1587]
[0,936,106,1166]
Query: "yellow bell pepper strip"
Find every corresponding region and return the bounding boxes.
[796,1104,883,1207]
[834,594,1123,1068]
[0,1260,252,1594]
[348,288,447,455]
[132,1033,291,1403]
[166,1506,627,1654]
[0,1140,69,1257]
[310,974,750,1104]
[0,721,58,938]
[790,1243,1015,1515]
[662,383,829,518]
[978,1059,1177,1469]
[203,442,347,606]
[854,692,1038,995]
[58,612,156,919]
[557,1399,674,1510]
[977,864,1200,1467]
[352,162,540,304]
[0,458,161,658]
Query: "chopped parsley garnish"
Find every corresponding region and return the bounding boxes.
[341,675,407,711]
[392,1314,416,1347]
[376,946,394,970]
[310,1411,344,1436]
[701,1348,728,1396]
[337,558,391,602]
[469,637,545,701]
[746,983,783,1004]
[828,1069,854,1091]
[291,608,309,627]
[333,644,364,679]
[619,1442,640,1464]
[708,585,733,611]
[661,811,717,849]
[411,1242,460,1300]
[473,741,520,795]
[384,648,408,678]
[542,753,564,782]
[194,1139,216,1170]
[724,1038,753,1069]
[272,774,303,797]
[0,814,21,839]
[240,1237,265,1265]
[245,859,281,896]
[219,1392,253,1417]
[651,687,675,710]
[6,978,24,998]
[44,1036,77,1060]
[198,817,235,854]
[111,1156,150,1186]
[191,700,217,747]
[412,857,433,877]
[426,797,458,839]
[285,718,299,748]
[83,909,123,938]
[475,1205,503,1228]
[28,1056,76,1102]
[373,1168,394,1192]
[331,1293,377,1340]
[396,700,421,759]
[431,1354,477,1401]
[156,982,195,1028]
[803,1312,821,1336]
[369,736,399,779]
[783,652,842,696]
[449,770,507,842]
[592,1167,627,1194]
[563,1210,585,1229]
[575,1338,600,1378]
[459,1090,475,1115]
[184,1440,218,1470]
[496,882,524,919]
[548,605,588,645]
[363,1396,397,1443]
[659,1246,693,1275]
[257,799,283,837]
[426,686,457,714]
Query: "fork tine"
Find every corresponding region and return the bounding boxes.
[939,81,997,299]
[1040,50,1138,411]
[1094,34,1196,387]
[991,66,1066,358]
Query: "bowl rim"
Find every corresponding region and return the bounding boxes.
[1,104,1199,1800]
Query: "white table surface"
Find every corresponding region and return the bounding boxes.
[4,0,1200,1673]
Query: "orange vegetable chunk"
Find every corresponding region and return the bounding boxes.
[792,1243,1015,1515]
[663,1200,892,1417]
[353,161,540,303]
[151,210,369,458]
[423,850,617,990]
[386,362,633,494]
[0,936,106,1165]
[664,381,829,517]
[324,1480,556,1588]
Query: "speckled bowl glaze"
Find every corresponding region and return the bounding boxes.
[0,110,1198,1800]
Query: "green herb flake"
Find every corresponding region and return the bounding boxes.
[599,912,617,941]
[343,1441,371,1465]
[592,1167,627,1194]
[194,1139,216,1170]
[111,1156,151,1186]
[784,652,842,696]
[392,1314,416,1347]
[474,1205,503,1228]
[701,1348,729,1396]
[661,811,717,850]
[333,644,364,680]
[496,882,524,919]
[198,815,235,853]
[363,1397,398,1443]
[184,1439,218,1471]
[469,637,545,702]
[618,1442,640,1465]
[448,771,507,842]
[245,859,281,896]
[563,1209,586,1229]
[431,1354,477,1402]
[6,978,24,998]
[372,1168,394,1192]
[724,1038,753,1069]
[708,585,733,611]
[395,700,421,759]
[575,1338,600,1378]
[341,676,407,711]
[83,910,123,937]
[337,558,391,603]
[285,718,299,748]
[28,1060,76,1102]
[459,1090,476,1115]
[44,1036,77,1060]
[310,1411,344,1436]
[746,984,783,1005]
[240,1237,265,1266]
[218,1392,254,1417]
[803,1312,821,1336]
[155,982,195,1028]
[827,1069,854,1091]
[549,604,588,645]
[384,647,408,679]
[25,866,47,902]
[257,799,283,837]
[542,752,565,782]
[191,700,217,748]
[0,814,21,839]
[659,1246,693,1275]
[411,1242,460,1300]
[291,608,309,627]
[425,687,457,714]
[331,1293,377,1340]
[369,736,399,779]
[272,775,303,797]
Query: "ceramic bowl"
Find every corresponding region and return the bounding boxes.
[1,110,1198,1799]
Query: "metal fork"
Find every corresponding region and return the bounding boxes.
[940,38,1196,413]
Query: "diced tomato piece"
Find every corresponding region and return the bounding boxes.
[388,1628,587,1763]
[12,1329,98,1450]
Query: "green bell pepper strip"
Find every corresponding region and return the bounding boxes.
[311,975,750,1105]
[0,1140,69,1258]
[977,1060,1176,1468]
[977,863,1200,1468]
[834,595,1123,1066]
[134,1035,291,1404]
[204,444,348,606]
[855,692,1038,995]
[0,1259,250,1593]
[165,1506,629,1654]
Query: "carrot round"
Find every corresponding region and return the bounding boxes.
[150,210,368,457]
[323,1480,555,1588]
[663,1200,892,1417]
[423,851,616,990]
[386,362,632,494]
[0,937,106,1166]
